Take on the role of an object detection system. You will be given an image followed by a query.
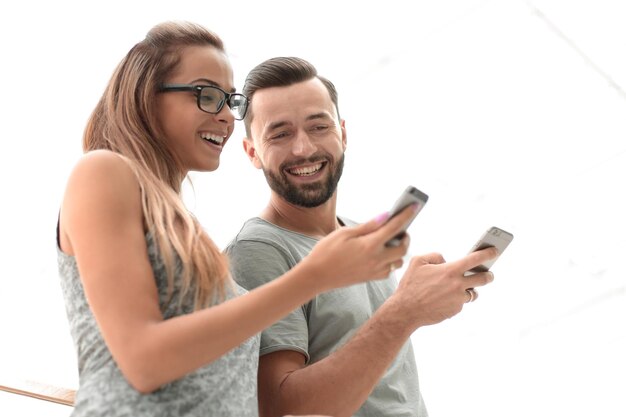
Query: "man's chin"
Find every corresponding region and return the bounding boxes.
[264,161,342,208]
[283,189,329,208]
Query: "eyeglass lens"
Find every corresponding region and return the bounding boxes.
[199,87,247,120]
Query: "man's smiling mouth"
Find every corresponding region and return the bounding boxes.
[286,162,325,176]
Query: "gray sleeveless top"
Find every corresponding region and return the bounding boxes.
[57,232,260,416]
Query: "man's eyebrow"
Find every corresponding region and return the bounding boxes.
[191,78,236,93]
[306,112,333,121]
[267,120,290,131]
[266,112,334,132]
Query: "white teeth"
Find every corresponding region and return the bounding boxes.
[200,133,225,145]
[289,163,323,176]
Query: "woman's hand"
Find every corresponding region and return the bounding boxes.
[303,205,417,292]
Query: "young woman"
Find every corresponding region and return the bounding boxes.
[57,21,414,416]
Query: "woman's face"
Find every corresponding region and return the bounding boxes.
[156,45,236,174]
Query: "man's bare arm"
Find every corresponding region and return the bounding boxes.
[258,250,497,417]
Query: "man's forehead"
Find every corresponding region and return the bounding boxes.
[251,79,336,127]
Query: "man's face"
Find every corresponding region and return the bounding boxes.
[244,78,347,207]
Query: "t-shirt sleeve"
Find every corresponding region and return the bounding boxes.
[225,239,310,362]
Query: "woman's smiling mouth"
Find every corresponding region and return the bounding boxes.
[201,132,226,145]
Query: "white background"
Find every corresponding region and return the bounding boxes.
[1,0,625,416]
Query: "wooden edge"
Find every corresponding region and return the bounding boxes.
[0,378,75,407]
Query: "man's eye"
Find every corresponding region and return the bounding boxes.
[312,125,329,132]
[270,132,289,140]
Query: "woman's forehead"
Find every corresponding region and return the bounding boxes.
[172,45,234,90]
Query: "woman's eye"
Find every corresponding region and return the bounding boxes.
[199,95,217,104]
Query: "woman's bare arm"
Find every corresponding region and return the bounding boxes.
[59,150,415,393]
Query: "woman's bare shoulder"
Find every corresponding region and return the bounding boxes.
[65,150,139,195]
[60,150,144,248]
[72,149,135,176]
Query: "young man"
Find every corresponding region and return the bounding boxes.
[225,57,496,417]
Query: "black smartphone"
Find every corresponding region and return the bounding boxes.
[466,226,514,273]
[385,186,429,247]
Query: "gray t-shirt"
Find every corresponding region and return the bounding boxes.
[225,217,428,417]
[58,232,260,417]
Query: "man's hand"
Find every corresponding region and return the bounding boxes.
[390,247,498,329]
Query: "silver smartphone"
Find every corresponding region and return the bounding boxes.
[466,226,514,273]
[385,186,429,247]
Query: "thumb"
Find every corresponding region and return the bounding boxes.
[347,212,390,237]
[415,252,446,265]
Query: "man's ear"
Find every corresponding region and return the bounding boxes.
[340,119,347,151]
[243,137,263,169]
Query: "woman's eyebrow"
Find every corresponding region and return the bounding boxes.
[190,78,236,93]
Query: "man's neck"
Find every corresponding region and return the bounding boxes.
[260,192,341,239]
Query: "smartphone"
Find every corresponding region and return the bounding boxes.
[466,226,514,274]
[385,186,429,247]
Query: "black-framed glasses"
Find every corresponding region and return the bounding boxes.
[159,84,249,120]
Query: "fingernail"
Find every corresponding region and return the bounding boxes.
[488,271,495,282]
[375,212,390,224]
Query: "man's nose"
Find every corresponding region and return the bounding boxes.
[291,131,317,156]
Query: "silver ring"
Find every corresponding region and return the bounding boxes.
[465,288,476,303]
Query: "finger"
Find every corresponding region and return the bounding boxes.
[348,205,417,245]
[396,253,445,277]
[413,252,446,266]
[378,233,411,263]
[345,211,393,237]
[451,246,499,272]
[389,258,404,271]
[378,255,408,279]
[465,271,495,289]
[399,232,411,247]
[465,288,479,303]
[385,259,402,276]
[374,204,417,243]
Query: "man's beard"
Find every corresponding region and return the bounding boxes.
[262,153,345,208]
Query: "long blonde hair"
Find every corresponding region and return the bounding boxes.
[83,21,230,309]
